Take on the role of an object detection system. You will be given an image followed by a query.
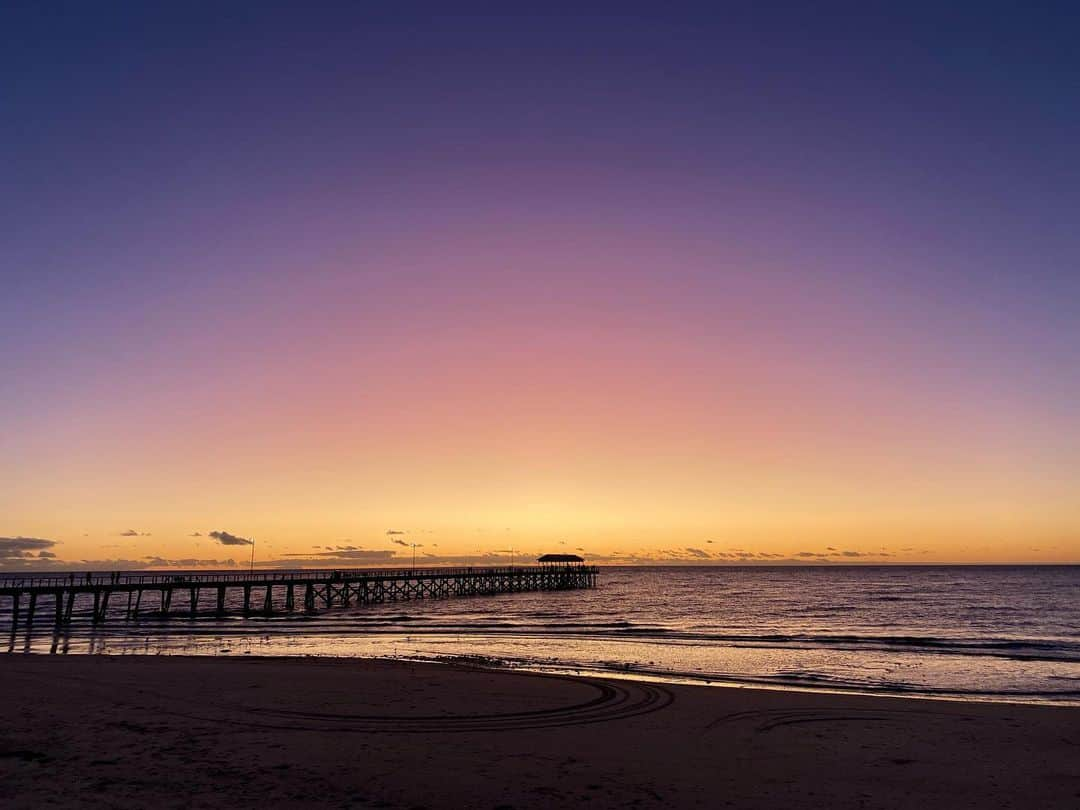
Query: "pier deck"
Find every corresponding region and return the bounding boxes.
[0,565,599,627]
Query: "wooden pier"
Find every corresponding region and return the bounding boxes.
[0,564,598,628]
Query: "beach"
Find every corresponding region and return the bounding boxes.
[2,656,1077,808]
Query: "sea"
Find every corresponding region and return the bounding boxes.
[3,565,1079,705]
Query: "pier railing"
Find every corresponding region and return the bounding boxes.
[0,565,569,590]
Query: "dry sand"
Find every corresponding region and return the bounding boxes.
[1,656,1078,808]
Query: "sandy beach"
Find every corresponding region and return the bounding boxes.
[2,656,1077,808]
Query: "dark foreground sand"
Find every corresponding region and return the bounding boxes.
[2,656,1078,809]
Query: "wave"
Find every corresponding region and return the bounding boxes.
[12,612,1080,664]
[408,653,1080,704]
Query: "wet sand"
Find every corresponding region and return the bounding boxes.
[2,656,1078,808]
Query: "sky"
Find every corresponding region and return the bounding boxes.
[2,2,1078,568]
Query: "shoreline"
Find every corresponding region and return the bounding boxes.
[507,662,1080,709]
[10,644,1080,708]
[3,654,1078,808]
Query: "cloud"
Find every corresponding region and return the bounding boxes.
[189,532,203,537]
[118,529,152,537]
[385,529,406,535]
[142,556,239,568]
[2,553,238,571]
[684,547,711,559]
[706,540,714,544]
[209,530,253,546]
[278,550,398,563]
[390,538,409,547]
[0,536,59,561]
[840,550,865,557]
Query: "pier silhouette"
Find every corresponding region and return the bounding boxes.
[1,563,598,629]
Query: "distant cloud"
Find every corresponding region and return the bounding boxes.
[684,547,711,559]
[840,550,865,557]
[143,556,238,568]
[189,532,203,537]
[390,538,409,547]
[280,550,398,563]
[0,536,59,563]
[119,529,151,537]
[706,540,714,544]
[1,549,237,570]
[209,530,253,546]
[385,529,406,535]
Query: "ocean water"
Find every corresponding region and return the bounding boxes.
[3,566,1079,704]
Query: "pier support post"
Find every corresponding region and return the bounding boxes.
[304,584,315,612]
[27,593,37,625]
[190,587,199,618]
[263,585,273,614]
[216,586,226,616]
[55,591,64,626]
[285,584,294,611]
[242,585,252,615]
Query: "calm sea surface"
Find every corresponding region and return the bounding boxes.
[3,566,1079,704]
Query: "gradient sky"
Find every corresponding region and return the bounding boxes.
[2,2,1078,568]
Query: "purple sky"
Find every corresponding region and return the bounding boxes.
[2,3,1078,565]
